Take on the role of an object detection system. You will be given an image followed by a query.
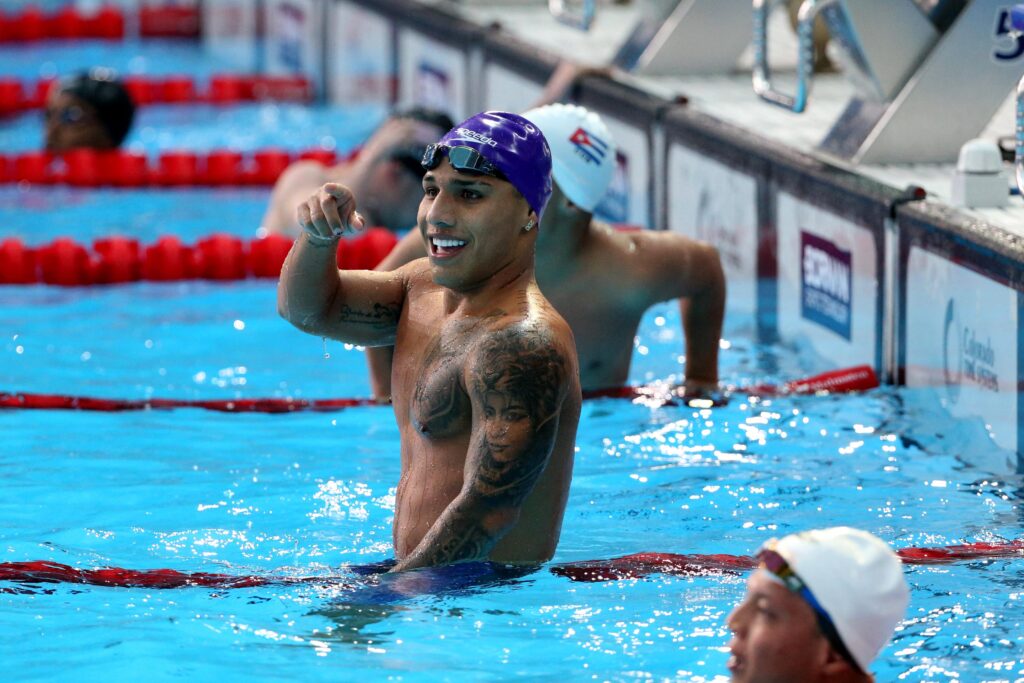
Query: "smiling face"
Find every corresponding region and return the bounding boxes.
[418,158,535,292]
[726,570,834,683]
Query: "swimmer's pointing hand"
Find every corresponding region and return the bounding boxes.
[297,182,366,245]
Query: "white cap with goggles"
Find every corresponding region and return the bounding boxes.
[521,103,616,214]
[757,526,909,673]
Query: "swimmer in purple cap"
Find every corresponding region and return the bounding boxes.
[278,111,581,572]
[369,104,724,403]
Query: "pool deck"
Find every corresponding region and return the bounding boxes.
[451,0,1024,237]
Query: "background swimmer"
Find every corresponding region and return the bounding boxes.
[368,104,725,399]
[727,527,909,683]
[44,69,135,153]
[261,106,454,237]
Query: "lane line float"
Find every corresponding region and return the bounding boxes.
[0,366,879,414]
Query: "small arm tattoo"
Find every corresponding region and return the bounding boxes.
[339,302,401,330]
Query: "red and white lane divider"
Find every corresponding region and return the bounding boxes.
[0,229,397,286]
[0,366,879,414]
[0,74,313,116]
[1,538,1021,591]
[0,3,199,42]
[0,146,336,187]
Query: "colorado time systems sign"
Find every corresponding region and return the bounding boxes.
[801,231,852,340]
[943,297,999,404]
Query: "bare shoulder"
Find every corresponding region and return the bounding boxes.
[468,317,578,415]
[275,159,330,194]
[398,257,435,291]
[591,221,719,292]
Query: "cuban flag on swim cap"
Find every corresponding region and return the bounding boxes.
[569,127,609,166]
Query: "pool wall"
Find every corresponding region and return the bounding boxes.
[103,0,1024,469]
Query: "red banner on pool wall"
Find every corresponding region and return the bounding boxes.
[0,230,398,286]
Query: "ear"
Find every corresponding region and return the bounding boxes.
[820,644,861,679]
[523,210,538,232]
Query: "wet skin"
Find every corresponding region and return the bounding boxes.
[726,570,869,683]
[278,161,580,571]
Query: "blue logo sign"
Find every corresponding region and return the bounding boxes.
[415,62,451,113]
[993,7,1024,62]
[800,231,851,339]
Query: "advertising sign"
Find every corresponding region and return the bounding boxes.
[397,29,467,122]
[264,0,325,95]
[905,245,1018,458]
[666,144,757,315]
[326,3,394,107]
[776,192,878,369]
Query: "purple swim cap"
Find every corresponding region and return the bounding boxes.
[438,111,553,218]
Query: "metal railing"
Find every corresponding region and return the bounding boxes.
[549,0,596,30]
[752,0,838,112]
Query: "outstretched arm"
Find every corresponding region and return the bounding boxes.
[637,231,726,392]
[260,161,327,237]
[366,229,429,400]
[277,183,407,347]
[391,326,572,572]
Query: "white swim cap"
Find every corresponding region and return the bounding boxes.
[521,103,615,213]
[759,527,909,673]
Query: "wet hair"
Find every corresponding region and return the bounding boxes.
[387,107,456,179]
[60,69,136,146]
[392,106,455,136]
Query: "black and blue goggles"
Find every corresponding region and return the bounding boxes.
[421,144,507,180]
[758,546,861,672]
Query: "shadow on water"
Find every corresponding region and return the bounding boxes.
[308,561,536,647]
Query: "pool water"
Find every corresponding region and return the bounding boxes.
[2,274,1022,681]
[2,35,1023,683]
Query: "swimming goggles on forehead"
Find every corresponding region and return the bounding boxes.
[44,104,90,126]
[390,145,430,178]
[421,144,507,180]
[757,546,861,671]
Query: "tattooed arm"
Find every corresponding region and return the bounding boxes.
[277,182,411,347]
[391,325,573,571]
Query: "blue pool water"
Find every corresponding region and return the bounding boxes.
[2,34,1023,683]
[2,276,1023,681]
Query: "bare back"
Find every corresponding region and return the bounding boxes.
[377,220,723,394]
[390,261,581,564]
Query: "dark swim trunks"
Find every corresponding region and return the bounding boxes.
[343,560,539,604]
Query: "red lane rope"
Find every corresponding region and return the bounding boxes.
[584,365,879,403]
[2,538,1021,590]
[0,4,199,43]
[552,538,1024,582]
[0,366,878,415]
[0,229,397,286]
[0,74,312,116]
[0,146,337,188]
[0,394,380,413]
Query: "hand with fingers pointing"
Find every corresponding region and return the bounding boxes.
[297,183,367,245]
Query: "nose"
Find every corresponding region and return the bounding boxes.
[425,189,455,230]
[726,600,749,633]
